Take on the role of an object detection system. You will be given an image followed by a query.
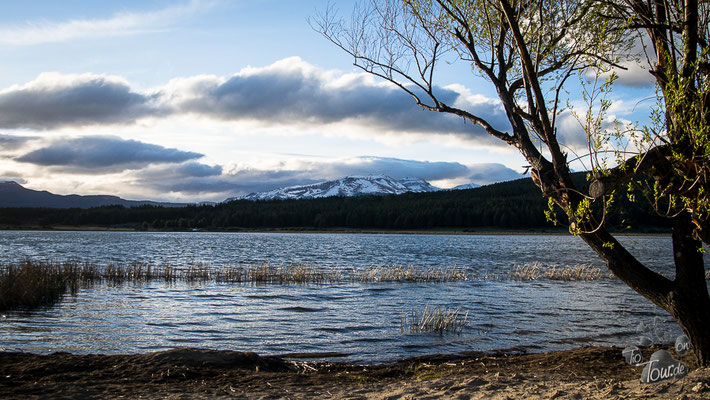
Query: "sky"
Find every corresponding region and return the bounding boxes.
[0,0,657,202]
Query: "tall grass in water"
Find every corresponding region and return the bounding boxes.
[0,260,69,311]
[0,260,345,308]
[0,260,209,311]
[508,263,604,281]
[0,259,615,311]
[215,263,343,284]
[357,264,467,283]
[401,305,469,335]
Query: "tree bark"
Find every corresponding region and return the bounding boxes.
[580,228,673,310]
[668,212,710,365]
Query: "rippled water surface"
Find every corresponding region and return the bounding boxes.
[0,231,695,362]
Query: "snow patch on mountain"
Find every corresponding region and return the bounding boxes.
[227,175,440,201]
[451,183,481,190]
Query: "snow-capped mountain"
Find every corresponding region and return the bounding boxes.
[451,183,481,190]
[228,175,440,201]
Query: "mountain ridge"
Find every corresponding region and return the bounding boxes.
[0,181,187,209]
[0,175,482,208]
[229,175,441,202]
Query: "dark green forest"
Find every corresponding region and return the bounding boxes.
[0,175,671,232]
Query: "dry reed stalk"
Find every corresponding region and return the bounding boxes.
[401,305,469,335]
[1,258,614,313]
[358,264,468,283]
[215,266,244,283]
[509,263,604,281]
[0,260,67,311]
[235,263,338,284]
[185,263,211,282]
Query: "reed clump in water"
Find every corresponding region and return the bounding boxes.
[100,261,214,284]
[105,262,150,284]
[509,263,604,281]
[401,305,469,335]
[0,260,69,311]
[357,265,468,283]
[0,259,613,312]
[0,260,213,310]
[216,263,342,284]
[248,263,313,284]
[185,263,212,282]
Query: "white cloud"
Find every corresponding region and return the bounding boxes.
[613,61,655,88]
[591,33,656,88]
[165,57,508,143]
[0,58,509,149]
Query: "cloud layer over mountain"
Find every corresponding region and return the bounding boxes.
[0,58,528,201]
[3,129,522,200]
[132,155,521,198]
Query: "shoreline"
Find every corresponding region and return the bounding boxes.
[1,345,708,399]
[0,225,671,236]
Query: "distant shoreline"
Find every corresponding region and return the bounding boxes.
[0,226,671,236]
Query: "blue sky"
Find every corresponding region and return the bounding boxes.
[0,0,656,202]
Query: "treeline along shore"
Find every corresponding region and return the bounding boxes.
[0,174,671,232]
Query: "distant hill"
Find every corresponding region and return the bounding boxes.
[229,175,440,202]
[0,181,186,209]
[1,175,479,208]
[0,174,671,232]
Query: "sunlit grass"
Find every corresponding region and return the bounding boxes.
[217,263,463,284]
[508,262,605,281]
[357,264,467,283]
[216,263,342,284]
[401,305,469,335]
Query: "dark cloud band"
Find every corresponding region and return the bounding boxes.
[0,134,36,151]
[0,74,156,129]
[15,135,203,172]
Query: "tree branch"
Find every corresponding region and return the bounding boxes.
[588,144,673,199]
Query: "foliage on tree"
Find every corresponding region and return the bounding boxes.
[313,0,710,365]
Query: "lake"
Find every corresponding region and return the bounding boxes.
[0,231,694,363]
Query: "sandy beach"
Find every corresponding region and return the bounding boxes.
[1,345,708,399]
